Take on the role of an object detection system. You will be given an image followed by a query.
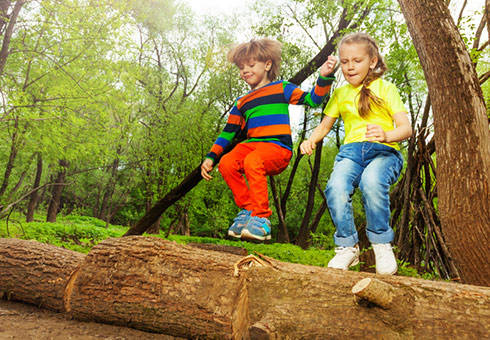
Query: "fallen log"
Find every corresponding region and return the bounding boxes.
[0,238,84,312]
[0,236,489,339]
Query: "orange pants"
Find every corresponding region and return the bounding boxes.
[218,142,292,218]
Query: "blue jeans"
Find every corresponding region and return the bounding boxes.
[325,142,403,247]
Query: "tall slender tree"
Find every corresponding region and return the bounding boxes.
[398,0,489,286]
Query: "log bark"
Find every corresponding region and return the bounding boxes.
[0,237,489,339]
[0,238,85,312]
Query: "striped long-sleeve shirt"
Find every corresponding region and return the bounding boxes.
[206,75,335,162]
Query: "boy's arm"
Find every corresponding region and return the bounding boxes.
[284,56,337,108]
[201,105,243,180]
[204,104,243,164]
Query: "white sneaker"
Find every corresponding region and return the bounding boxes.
[372,243,397,275]
[328,245,360,270]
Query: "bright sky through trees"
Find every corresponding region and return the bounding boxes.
[185,0,485,29]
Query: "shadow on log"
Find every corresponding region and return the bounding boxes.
[0,237,489,339]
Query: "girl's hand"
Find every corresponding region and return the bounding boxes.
[320,55,338,77]
[366,124,387,142]
[300,139,316,155]
[201,158,214,181]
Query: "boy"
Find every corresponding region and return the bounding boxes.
[201,38,337,241]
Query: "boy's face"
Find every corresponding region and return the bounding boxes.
[238,58,272,90]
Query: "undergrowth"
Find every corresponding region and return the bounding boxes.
[0,213,433,278]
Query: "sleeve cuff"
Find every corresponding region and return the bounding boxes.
[204,154,216,164]
[317,74,335,86]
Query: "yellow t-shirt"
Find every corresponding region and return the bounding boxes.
[324,78,407,150]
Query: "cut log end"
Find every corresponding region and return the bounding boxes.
[352,277,372,294]
[352,277,396,309]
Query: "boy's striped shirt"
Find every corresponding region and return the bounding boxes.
[206,75,335,162]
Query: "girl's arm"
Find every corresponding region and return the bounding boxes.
[300,116,337,155]
[365,112,412,143]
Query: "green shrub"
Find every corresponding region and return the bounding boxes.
[0,213,440,279]
[164,234,335,267]
[0,214,125,253]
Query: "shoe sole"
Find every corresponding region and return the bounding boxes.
[240,229,271,241]
[376,267,397,275]
[227,230,242,238]
[327,257,359,270]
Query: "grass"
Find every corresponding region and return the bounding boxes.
[0,213,432,278]
[0,213,335,266]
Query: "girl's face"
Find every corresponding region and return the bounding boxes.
[238,58,272,90]
[339,42,378,87]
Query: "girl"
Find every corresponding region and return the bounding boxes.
[201,38,337,241]
[300,33,412,275]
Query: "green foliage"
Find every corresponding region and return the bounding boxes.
[0,0,484,284]
[164,234,336,267]
[0,213,336,266]
[0,214,125,253]
[0,214,444,279]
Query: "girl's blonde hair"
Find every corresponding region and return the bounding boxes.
[227,38,282,81]
[339,32,387,118]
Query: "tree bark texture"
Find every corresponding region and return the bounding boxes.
[26,152,43,222]
[46,160,68,222]
[0,238,85,312]
[0,117,19,199]
[0,236,489,339]
[398,0,490,286]
[0,0,24,76]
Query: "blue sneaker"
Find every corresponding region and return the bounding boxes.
[228,209,252,238]
[241,216,271,241]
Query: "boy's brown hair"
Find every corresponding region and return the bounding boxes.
[339,32,388,118]
[227,38,282,81]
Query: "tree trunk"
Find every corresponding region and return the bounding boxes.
[0,116,19,199]
[0,1,10,33]
[26,152,42,222]
[46,160,68,222]
[296,140,323,248]
[98,158,119,222]
[487,0,490,43]
[0,0,25,76]
[269,176,289,243]
[143,179,161,234]
[0,237,489,339]
[398,0,490,286]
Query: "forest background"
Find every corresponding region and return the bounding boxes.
[0,0,488,280]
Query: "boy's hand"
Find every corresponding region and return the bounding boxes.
[201,158,214,181]
[300,139,316,155]
[320,55,338,77]
[365,124,387,142]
